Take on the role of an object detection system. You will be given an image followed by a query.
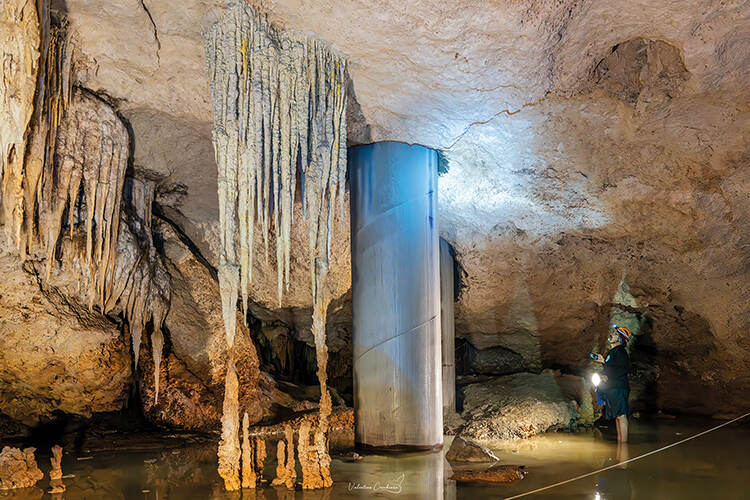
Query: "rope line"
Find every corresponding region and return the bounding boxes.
[503,411,750,500]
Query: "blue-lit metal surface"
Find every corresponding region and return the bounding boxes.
[349,141,442,449]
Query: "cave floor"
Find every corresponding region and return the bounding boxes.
[7,417,749,499]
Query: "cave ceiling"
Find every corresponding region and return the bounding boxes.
[55,0,750,374]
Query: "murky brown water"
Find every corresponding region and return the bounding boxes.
[3,417,748,499]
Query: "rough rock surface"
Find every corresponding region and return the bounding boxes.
[445,437,499,463]
[460,372,579,442]
[450,464,527,484]
[0,250,131,426]
[49,0,750,419]
[0,447,43,490]
[138,219,304,431]
[464,343,528,376]
[0,0,747,426]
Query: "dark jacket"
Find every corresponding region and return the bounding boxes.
[602,344,629,390]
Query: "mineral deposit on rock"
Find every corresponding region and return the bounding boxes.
[0,447,43,490]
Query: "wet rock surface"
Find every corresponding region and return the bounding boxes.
[460,372,580,442]
[450,464,527,484]
[445,437,499,463]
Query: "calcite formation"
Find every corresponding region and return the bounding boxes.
[0,251,131,425]
[240,412,267,488]
[0,1,170,410]
[271,424,296,489]
[450,465,527,484]
[205,2,347,489]
[0,447,43,490]
[0,0,40,244]
[241,413,257,488]
[459,372,580,442]
[48,445,65,493]
[217,359,241,491]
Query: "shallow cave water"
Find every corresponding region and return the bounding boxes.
[3,417,750,499]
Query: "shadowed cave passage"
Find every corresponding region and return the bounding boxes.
[1,0,750,498]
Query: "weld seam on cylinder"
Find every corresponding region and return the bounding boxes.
[352,190,435,236]
[354,313,440,363]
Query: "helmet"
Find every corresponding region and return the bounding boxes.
[614,326,632,344]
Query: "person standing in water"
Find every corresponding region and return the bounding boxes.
[594,326,632,443]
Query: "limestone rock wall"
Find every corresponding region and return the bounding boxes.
[0,249,131,426]
[2,0,750,427]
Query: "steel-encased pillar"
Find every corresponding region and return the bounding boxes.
[349,141,443,450]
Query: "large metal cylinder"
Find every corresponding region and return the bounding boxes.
[440,238,456,415]
[349,141,442,450]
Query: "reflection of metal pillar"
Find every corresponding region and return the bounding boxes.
[440,238,456,415]
[349,141,442,450]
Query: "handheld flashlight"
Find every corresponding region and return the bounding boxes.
[591,373,601,387]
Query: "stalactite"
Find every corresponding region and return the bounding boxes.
[2,2,172,415]
[205,3,347,489]
[0,0,41,249]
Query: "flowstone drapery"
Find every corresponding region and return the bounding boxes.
[0,2,170,406]
[204,2,347,490]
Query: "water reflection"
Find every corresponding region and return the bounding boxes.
[344,449,452,499]
[8,418,748,499]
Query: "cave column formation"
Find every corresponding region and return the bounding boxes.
[205,2,347,490]
[349,141,443,450]
[440,238,456,415]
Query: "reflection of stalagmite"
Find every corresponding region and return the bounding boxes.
[217,360,241,491]
[272,440,287,486]
[205,2,347,490]
[298,420,333,489]
[272,424,296,489]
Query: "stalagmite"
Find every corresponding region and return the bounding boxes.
[152,328,164,405]
[205,2,347,490]
[254,436,266,474]
[0,447,43,490]
[48,445,65,493]
[271,424,296,489]
[241,412,256,488]
[217,360,241,491]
